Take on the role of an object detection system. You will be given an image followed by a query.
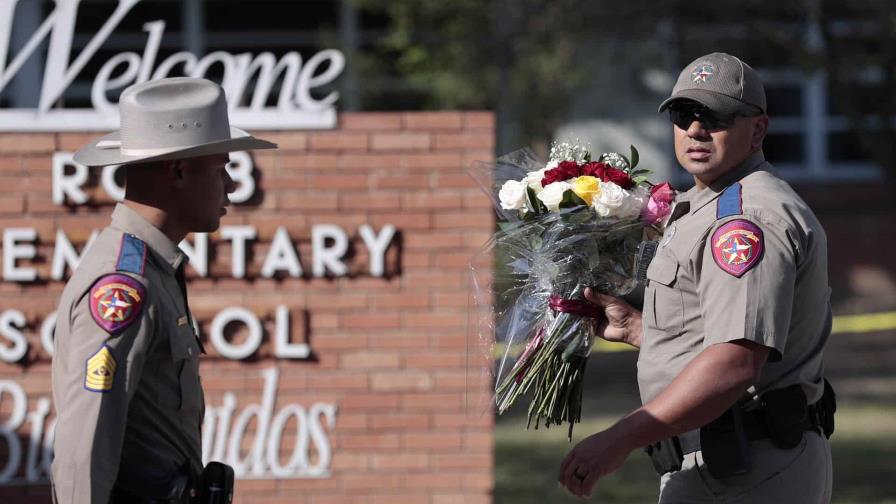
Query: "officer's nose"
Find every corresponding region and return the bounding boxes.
[686,120,710,139]
[223,166,236,195]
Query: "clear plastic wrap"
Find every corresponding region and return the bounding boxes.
[469,145,672,439]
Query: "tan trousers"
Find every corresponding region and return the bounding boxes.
[658,430,832,503]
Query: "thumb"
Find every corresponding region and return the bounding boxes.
[584,287,618,307]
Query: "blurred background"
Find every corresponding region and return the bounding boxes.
[2,0,895,502]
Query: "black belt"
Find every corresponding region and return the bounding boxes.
[645,400,826,474]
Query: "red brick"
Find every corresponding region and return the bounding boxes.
[342,313,400,329]
[338,153,402,169]
[371,371,433,392]
[309,132,369,151]
[339,351,402,370]
[404,232,464,249]
[307,373,368,390]
[371,453,429,471]
[369,413,430,430]
[433,211,479,229]
[432,414,493,429]
[433,252,473,268]
[338,194,401,211]
[370,496,429,504]
[401,193,463,210]
[434,132,493,150]
[403,354,463,369]
[340,393,400,411]
[372,174,428,190]
[340,112,403,130]
[403,112,463,130]
[0,194,24,215]
[278,192,339,211]
[307,174,368,190]
[433,454,492,470]
[370,133,431,151]
[257,132,308,150]
[399,153,463,170]
[433,493,490,504]
[400,393,464,412]
[0,157,21,173]
[403,313,464,329]
[402,473,461,490]
[0,134,55,153]
[432,174,477,189]
[370,213,431,230]
[341,472,402,489]
[337,432,401,450]
[464,111,495,130]
[370,294,430,310]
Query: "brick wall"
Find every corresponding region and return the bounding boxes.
[0,111,496,503]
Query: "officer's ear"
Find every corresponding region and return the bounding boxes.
[168,159,188,187]
[750,115,769,152]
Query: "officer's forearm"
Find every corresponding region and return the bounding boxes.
[624,310,642,348]
[608,340,768,450]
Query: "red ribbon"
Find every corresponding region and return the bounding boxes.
[549,295,602,319]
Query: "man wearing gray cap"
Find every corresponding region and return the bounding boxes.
[51,77,276,503]
[557,53,835,502]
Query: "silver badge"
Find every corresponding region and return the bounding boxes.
[660,226,676,247]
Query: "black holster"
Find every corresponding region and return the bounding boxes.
[644,436,684,475]
[700,406,752,479]
[195,462,234,504]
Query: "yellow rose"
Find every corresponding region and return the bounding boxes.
[571,176,601,205]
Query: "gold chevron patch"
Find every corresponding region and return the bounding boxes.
[85,345,117,392]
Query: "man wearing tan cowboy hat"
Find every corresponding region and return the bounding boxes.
[558,53,835,502]
[50,77,276,504]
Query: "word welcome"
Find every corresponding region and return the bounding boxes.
[0,0,343,130]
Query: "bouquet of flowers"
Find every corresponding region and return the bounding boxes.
[469,142,674,439]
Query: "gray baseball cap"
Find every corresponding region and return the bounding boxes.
[658,52,766,115]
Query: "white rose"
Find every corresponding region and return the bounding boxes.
[616,185,648,220]
[498,179,527,210]
[524,168,549,193]
[537,181,572,211]
[592,181,627,217]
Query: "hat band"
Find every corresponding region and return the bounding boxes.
[95,139,219,157]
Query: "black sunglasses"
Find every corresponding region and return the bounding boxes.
[668,104,757,131]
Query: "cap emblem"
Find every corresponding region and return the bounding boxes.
[691,64,714,84]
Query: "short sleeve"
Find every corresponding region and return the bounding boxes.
[695,217,796,361]
[52,273,155,504]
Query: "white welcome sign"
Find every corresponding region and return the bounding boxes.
[0,0,344,131]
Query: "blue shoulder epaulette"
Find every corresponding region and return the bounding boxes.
[716,182,743,219]
[116,234,147,275]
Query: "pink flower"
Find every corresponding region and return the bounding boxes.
[642,182,675,224]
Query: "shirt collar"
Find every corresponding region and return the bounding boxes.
[688,151,767,215]
[111,203,187,271]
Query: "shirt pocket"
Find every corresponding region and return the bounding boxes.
[169,324,203,419]
[645,253,684,336]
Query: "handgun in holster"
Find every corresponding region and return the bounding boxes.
[700,406,752,479]
[195,462,234,504]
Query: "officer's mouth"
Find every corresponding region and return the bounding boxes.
[686,146,712,161]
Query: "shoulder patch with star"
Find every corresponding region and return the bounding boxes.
[710,219,764,277]
[88,273,146,333]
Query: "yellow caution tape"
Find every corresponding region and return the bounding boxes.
[491,310,896,358]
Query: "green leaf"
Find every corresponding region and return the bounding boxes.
[630,145,640,170]
[525,186,547,215]
[631,169,652,176]
[497,221,518,233]
[559,190,587,209]
[633,176,650,185]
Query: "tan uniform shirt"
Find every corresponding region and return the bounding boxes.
[638,152,831,411]
[51,204,204,504]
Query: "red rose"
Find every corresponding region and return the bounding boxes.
[581,162,609,179]
[541,160,582,186]
[650,182,675,204]
[601,167,635,189]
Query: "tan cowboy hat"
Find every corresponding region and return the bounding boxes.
[73,77,277,167]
